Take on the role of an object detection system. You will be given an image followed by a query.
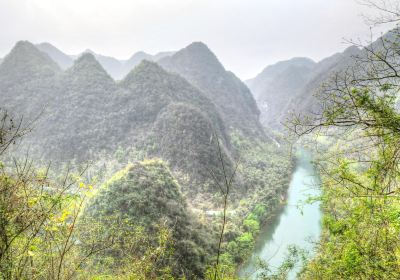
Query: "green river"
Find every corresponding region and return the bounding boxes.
[238,149,322,279]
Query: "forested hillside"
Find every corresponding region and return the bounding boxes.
[291,27,400,280]
[159,42,264,138]
[0,39,292,279]
[2,1,397,278]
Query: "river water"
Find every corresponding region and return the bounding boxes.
[238,149,322,279]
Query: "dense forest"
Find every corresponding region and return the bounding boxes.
[2,0,400,279]
[0,37,291,279]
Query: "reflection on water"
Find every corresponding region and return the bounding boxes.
[238,149,321,279]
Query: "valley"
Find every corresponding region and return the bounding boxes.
[1,7,400,277]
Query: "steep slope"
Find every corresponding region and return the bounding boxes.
[119,60,226,133]
[159,42,265,138]
[0,40,294,277]
[246,57,316,128]
[36,42,74,69]
[289,46,361,116]
[0,41,60,86]
[248,46,361,129]
[41,53,118,161]
[86,159,215,278]
[0,41,60,120]
[117,61,233,190]
[0,43,232,194]
[153,102,233,194]
[122,51,154,73]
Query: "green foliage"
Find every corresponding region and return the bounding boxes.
[0,40,296,279]
[207,130,293,270]
[86,159,216,279]
[243,218,260,233]
[159,42,263,138]
[0,158,109,279]
[296,27,400,279]
[153,102,233,194]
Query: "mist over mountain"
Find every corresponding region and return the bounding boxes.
[247,45,362,129]
[246,57,316,128]
[36,42,74,69]
[2,42,228,186]
[2,2,400,279]
[0,39,296,277]
[35,42,174,80]
[159,42,264,138]
[2,33,388,279]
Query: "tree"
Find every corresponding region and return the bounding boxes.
[291,2,400,278]
[0,110,175,279]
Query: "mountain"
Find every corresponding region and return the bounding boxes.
[118,60,233,191]
[0,42,232,194]
[86,159,215,278]
[287,45,361,117]
[0,41,60,119]
[84,49,127,80]
[246,57,316,128]
[40,53,117,161]
[248,46,362,129]
[159,42,265,138]
[36,42,74,69]
[153,51,175,61]
[0,40,292,278]
[0,39,290,205]
[0,41,60,84]
[123,51,154,71]
[88,50,174,80]
[36,42,174,80]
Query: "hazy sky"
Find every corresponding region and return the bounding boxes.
[0,0,396,79]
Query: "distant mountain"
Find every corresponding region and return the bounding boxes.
[0,41,60,119]
[286,46,361,119]
[248,46,362,129]
[36,42,74,69]
[1,41,60,83]
[246,57,316,128]
[36,42,174,80]
[159,42,265,138]
[1,41,233,194]
[0,40,292,278]
[81,49,126,80]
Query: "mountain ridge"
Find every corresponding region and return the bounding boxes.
[159,42,265,139]
[34,42,175,80]
[247,45,363,129]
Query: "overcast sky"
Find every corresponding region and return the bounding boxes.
[0,0,396,79]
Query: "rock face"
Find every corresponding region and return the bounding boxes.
[159,42,265,138]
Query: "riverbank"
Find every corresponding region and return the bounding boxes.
[238,149,322,279]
